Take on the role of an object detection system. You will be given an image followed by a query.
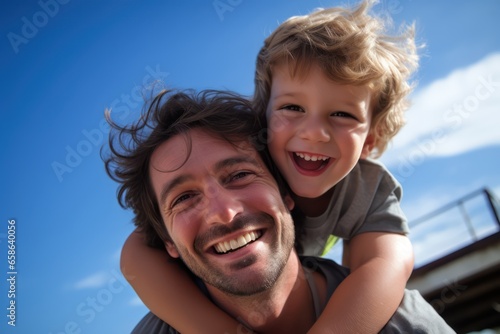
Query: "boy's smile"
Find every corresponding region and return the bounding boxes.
[291,151,334,175]
[266,62,374,199]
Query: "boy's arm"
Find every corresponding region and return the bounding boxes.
[121,229,250,334]
[307,232,414,334]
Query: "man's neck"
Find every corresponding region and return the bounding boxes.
[207,252,317,333]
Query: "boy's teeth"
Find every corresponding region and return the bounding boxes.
[295,152,328,161]
[214,231,260,254]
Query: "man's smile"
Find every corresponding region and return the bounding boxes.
[213,230,263,254]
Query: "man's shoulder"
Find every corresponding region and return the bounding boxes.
[131,275,207,334]
[131,311,178,334]
[382,289,456,333]
[300,256,349,282]
[300,256,345,269]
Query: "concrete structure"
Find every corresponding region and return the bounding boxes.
[408,189,500,333]
[409,231,500,333]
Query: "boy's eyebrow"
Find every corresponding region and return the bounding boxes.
[272,91,300,99]
[158,155,261,207]
[273,92,366,112]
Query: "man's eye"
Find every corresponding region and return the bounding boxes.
[225,170,258,186]
[230,171,252,182]
[171,193,195,208]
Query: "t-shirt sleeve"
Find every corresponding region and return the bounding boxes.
[131,311,179,334]
[335,159,409,239]
[357,160,409,236]
[381,289,456,333]
[298,160,409,256]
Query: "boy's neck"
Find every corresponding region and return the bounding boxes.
[293,187,334,217]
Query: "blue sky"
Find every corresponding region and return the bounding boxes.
[1,0,499,333]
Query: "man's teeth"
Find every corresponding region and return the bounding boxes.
[214,231,260,254]
[295,152,329,161]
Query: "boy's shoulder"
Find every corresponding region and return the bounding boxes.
[357,158,389,172]
[351,159,398,185]
[341,159,403,201]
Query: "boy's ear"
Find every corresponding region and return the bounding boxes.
[284,194,295,210]
[361,133,375,159]
[165,241,180,258]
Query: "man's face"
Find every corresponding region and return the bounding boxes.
[149,128,295,296]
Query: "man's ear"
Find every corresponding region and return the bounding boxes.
[165,241,180,258]
[361,133,375,159]
[284,194,295,211]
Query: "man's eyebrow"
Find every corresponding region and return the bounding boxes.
[158,155,261,207]
[159,174,193,209]
[213,155,261,171]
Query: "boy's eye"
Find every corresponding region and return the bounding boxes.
[331,111,357,120]
[281,104,304,112]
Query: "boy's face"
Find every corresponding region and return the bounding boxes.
[266,62,373,198]
[149,128,295,296]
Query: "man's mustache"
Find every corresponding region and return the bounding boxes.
[194,213,273,252]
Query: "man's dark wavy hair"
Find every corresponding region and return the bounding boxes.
[103,89,283,248]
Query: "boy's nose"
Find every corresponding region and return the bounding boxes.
[298,116,331,142]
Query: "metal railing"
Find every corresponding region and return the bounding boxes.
[409,188,500,267]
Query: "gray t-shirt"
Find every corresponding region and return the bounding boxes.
[131,257,455,333]
[307,257,455,333]
[298,159,409,256]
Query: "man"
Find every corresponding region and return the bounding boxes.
[105,89,455,333]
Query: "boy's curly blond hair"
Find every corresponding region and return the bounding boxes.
[254,0,419,157]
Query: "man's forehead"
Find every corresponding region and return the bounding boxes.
[150,128,261,173]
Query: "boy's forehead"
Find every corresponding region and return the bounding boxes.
[272,62,373,97]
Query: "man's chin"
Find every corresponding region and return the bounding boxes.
[228,253,258,270]
[210,270,277,296]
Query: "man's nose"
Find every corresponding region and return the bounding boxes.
[202,182,243,225]
[298,115,331,142]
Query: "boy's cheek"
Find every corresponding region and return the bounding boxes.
[267,113,291,134]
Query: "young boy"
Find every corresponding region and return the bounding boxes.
[120,1,420,332]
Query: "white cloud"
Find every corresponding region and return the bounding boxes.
[73,271,110,290]
[111,247,122,262]
[128,296,145,307]
[70,249,124,290]
[492,186,500,199]
[382,52,500,168]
